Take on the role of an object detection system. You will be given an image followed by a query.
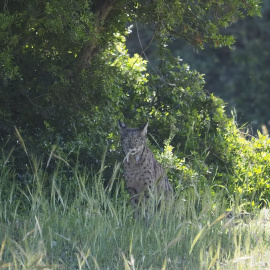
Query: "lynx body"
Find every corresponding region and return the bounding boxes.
[118,121,173,209]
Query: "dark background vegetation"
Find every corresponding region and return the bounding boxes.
[127,0,270,132]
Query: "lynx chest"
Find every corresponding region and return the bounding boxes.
[123,147,163,193]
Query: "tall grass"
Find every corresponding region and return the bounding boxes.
[0,152,270,269]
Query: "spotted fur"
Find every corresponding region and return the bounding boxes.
[118,121,173,210]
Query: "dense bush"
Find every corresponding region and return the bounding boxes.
[156,113,270,209]
[1,0,268,210]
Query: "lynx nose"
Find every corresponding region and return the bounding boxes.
[129,142,136,149]
[129,147,135,153]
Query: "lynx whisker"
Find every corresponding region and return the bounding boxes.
[123,145,144,164]
[123,151,131,163]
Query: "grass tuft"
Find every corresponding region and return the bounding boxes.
[0,153,270,269]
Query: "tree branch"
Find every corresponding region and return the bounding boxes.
[71,0,118,77]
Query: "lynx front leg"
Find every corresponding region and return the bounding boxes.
[127,187,139,208]
[127,187,142,218]
[127,187,151,218]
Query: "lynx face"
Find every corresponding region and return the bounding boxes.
[118,121,148,163]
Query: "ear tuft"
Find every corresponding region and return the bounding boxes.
[118,120,127,132]
[140,121,148,136]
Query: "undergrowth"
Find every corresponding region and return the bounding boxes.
[1,151,270,270]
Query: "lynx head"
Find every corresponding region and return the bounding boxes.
[118,121,148,163]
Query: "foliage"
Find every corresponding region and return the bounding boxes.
[1,0,268,210]
[225,124,270,208]
[165,1,270,131]
[155,117,270,209]
[133,0,261,48]
[0,0,262,152]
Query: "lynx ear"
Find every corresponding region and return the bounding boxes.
[140,121,148,136]
[118,120,127,132]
